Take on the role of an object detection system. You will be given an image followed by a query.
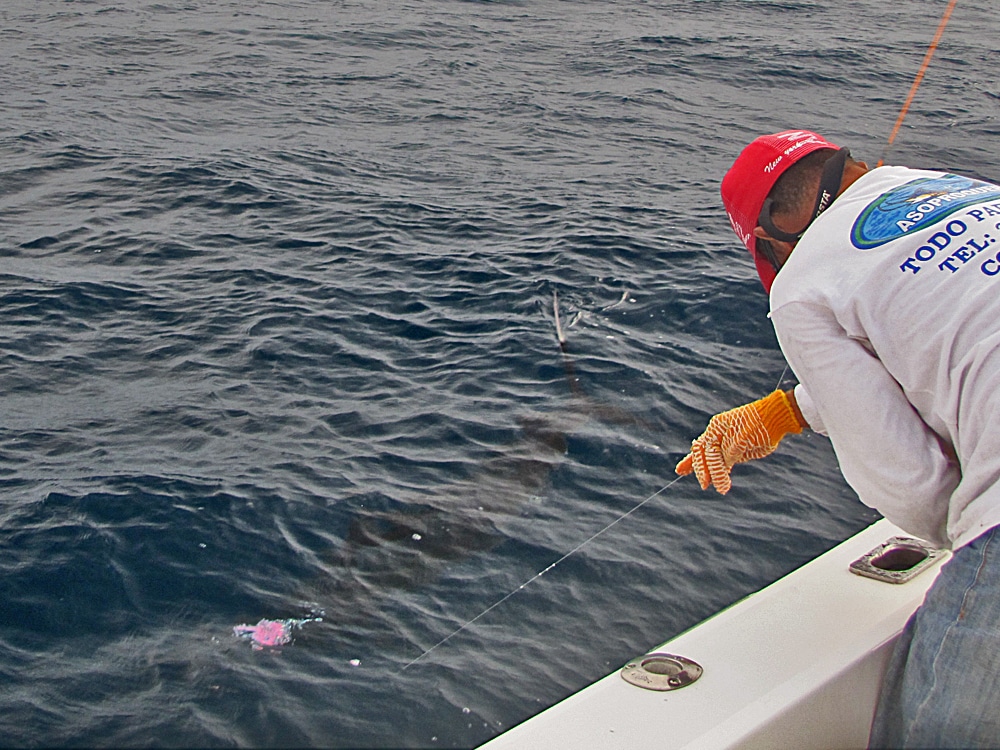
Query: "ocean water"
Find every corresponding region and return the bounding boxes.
[1,0,997,747]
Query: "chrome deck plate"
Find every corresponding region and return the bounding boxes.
[621,652,703,691]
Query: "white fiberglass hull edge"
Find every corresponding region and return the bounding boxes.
[480,518,946,750]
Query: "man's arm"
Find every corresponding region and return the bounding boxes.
[773,299,957,546]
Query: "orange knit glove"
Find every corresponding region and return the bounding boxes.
[675,389,805,494]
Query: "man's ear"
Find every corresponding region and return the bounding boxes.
[753,226,770,241]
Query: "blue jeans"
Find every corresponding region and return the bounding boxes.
[869,525,1000,749]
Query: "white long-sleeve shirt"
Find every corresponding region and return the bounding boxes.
[770,165,1000,549]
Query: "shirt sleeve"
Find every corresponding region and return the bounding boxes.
[771,300,956,547]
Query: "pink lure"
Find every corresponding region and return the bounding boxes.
[233,618,316,650]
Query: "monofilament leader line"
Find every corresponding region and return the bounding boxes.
[401,292,683,670]
[401,474,685,670]
[408,0,962,663]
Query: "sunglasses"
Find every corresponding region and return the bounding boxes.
[757,147,852,245]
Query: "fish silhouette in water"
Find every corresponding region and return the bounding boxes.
[232,409,577,651]
[327,413,572,602]
[279,292,652,650]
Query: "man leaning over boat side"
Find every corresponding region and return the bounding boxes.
[676,129,1000,748]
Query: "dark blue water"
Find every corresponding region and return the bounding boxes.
[1,0,997,746]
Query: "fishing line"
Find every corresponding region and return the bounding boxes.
[877,0,959,168]
[402,475,684,670]
[774,0,958,409]
[774,363,790,392]
[402,292,683,670]
[408,0,961,669]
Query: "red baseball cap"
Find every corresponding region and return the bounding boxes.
[721,130,840,291]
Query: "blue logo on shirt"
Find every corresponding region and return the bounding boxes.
[851,175,1000,249]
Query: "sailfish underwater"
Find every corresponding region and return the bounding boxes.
[234,291,653,655]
